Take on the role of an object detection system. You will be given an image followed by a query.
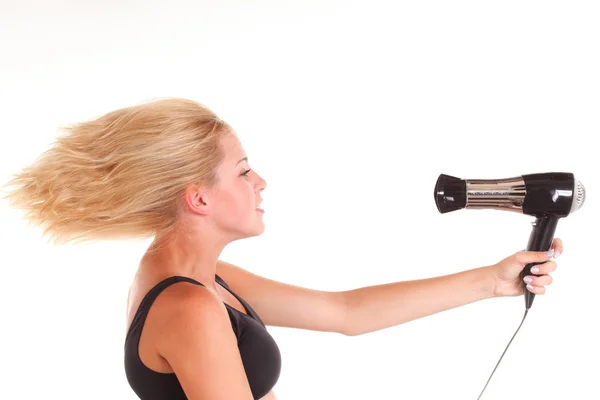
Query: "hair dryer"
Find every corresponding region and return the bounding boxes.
[433,172,586,399]
[434,172,586,309]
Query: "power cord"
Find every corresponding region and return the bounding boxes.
[477,308,529,399]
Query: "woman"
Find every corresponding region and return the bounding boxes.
[0,98,562,400]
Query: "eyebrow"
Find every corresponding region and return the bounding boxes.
[236,157,248,166]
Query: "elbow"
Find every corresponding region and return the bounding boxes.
[341,326,364,337]
[341,323,363,337]
[338,291,359,337]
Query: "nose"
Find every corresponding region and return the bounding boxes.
[255,171,267,193]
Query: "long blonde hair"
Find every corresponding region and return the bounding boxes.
[0,97,233,247]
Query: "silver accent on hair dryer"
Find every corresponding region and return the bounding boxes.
[465,177,526,212]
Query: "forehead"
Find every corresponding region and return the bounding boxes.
[221,134,247,163]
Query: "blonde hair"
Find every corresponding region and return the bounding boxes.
[0,97,233,247]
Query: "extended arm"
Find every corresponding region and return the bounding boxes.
[341,266,494,336]
[217,260,495,337]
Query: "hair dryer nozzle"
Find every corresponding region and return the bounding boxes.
[434,174,467,213]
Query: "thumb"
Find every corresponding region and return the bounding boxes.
[516,249,555,265]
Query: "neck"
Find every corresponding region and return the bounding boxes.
[143,225,229,293]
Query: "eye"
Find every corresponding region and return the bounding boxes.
[241,168,251,177]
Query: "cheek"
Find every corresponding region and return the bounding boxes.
[216,185,255,218]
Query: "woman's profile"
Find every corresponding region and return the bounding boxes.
[0,98,562,400]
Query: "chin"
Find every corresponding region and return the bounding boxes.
[252,223,266,237]
[238,223,265,240]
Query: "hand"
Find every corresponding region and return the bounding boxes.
[487,238,563,298]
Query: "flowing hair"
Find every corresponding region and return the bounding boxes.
[0,97,233,248]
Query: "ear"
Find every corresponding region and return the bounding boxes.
[183,184,211,216]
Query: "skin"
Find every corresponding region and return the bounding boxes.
[125,131,563,399]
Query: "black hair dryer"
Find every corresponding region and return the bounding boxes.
[434,172,586,309]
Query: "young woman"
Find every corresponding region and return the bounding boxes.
[1,98,562,399]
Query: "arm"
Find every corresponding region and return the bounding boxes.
[157,283,255,399]
[341,266,495,336]
[216,260,494,337]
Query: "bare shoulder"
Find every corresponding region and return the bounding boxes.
[154,281,255,399]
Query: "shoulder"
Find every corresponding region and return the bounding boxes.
[155,278,226,326]
[152,277,235,358]
[151,277,255,398]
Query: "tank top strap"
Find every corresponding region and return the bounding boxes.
[126,276,204,343]
[215,273,229,289]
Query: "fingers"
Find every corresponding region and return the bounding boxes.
[529,260,558,275]
[516,238,563,263]
[516,249,555,264]
[524,273,552,294]
[515,238,562,296]
[525,283,547,294]
[524,273,553,287]
[551,238,563,258]
[523,260,557,295]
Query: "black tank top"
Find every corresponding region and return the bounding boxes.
[124,275,282,399]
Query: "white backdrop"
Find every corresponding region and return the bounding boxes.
[1,1,598,399]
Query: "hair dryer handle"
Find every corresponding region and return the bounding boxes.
[521,216,559,309]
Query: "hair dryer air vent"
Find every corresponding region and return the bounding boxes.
[572,179,586,213]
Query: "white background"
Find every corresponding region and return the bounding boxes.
[1,1,598,399]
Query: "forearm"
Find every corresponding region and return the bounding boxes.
[341,266,496,336]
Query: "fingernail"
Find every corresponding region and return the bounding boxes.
[544,250,555,257]
[531,267,540,274]
[523,277,533,283]
[527,284,534,291]
[554,251,561,258]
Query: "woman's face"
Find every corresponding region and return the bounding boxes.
[204,133,267,239]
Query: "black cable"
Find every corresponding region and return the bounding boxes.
[477,308,529,399]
